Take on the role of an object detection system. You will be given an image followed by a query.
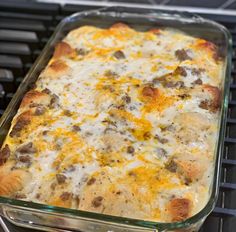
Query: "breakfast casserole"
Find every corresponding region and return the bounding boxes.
[0,23,223,223]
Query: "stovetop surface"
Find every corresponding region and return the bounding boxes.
[0,0,236,231]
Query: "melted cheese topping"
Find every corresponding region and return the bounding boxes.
[3,25,223,223]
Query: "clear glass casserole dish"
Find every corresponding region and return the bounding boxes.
[0,6,232,232]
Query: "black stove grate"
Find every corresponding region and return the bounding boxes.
[0,1,235,232]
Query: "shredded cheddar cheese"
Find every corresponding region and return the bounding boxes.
[0,23,223,223]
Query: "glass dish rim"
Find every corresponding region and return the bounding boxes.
[0,6,232,231]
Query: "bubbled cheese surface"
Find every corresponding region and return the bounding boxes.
[4,24,224,222]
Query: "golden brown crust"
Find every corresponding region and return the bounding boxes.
[20,90,51,109]
[49,60,69,72]
[203,84,221,111]
[53,42,76,59]
[148,28,161,35]
[198,40,219,61]
[176,157,207,182]
[110,22,131,29]
[166,149,209,183]
[41,59,70,79]
[0,162,31,196]
[168,198,191,222]
[0,161,14,180]
[142,86,159,100]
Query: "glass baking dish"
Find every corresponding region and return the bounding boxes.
[0,6,232,232]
